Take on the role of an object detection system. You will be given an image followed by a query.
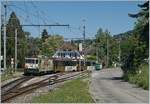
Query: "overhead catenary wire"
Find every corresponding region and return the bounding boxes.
[26,2,71,36]
[29,2,87,37]
[7,2,95,40]
[7,6,40,29]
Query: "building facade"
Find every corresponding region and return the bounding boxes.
[52,42,84,72]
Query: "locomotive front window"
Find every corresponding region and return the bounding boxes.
[25,59,38,64]
[36,60,38,64]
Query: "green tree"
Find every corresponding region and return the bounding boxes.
[109,38,119,66]
[27,36,41,57]
[41,35,64,57]
[95,28,118,67]
[6,12,28,68]
[95,28,106,63]
[128,1,149,58]
[121,1,149,73]
[41,29,49,42]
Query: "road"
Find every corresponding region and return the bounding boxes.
[90,68,149,103]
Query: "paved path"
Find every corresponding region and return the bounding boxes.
[90,68,149,103]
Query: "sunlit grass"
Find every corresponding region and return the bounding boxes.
[32,78,94,103]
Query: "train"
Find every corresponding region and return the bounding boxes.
[24,56,96,75]
[24,56,53,75]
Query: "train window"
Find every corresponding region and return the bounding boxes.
[59,52,61,57]
[25,59,34,64]
[75,53,77,57]
[57,53,60,57]
[36,60,38,64]
[69,52,71,57]
[64,61,76,66]
[63,53,65,57]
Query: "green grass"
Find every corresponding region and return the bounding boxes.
[123,63,149,90]
[1,73,14,82]
[32,78,94,103]
[1,68,23,82]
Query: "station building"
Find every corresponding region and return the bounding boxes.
[52,42,84,72]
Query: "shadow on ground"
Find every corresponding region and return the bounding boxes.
[23,70,60,76]
[100,77,126,81]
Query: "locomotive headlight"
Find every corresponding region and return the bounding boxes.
[25,64,28,69]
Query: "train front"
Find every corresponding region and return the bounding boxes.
[24,58,39,75]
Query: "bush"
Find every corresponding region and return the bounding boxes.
[123,63,149,90]
[86,55,96,61]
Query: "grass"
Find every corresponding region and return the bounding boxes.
[123,63,149,90]
[1,73,14,82]
[32,78,94,103]
[1,68,23,82]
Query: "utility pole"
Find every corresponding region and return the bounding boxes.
[82,20,86,69]
[106,32,109,68]
[118,36,121,67]
[3,4,7,71]
[0,16,1,70]
[96,43,99,63]
[15,29,17,72]
[96,45,98,63]
[0,15,3,70]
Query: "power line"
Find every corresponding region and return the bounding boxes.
[23,1,31,24]
[8,3,71,35]
[30,1,57,25]
[7,6,43,32]
[8,3,94,40]
[8,4,46,25]
[21,24,69,27]
[30,2,47,25]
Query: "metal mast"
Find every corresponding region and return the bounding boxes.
[106,32,109,68]
[119,36,121,66]
[3,4,7,70]
[0,15,2,70]
[15,29,17,72]
[82,19,86,68]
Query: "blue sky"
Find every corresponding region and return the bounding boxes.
[3,1,144,39]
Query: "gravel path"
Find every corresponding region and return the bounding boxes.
[90,68,149,103]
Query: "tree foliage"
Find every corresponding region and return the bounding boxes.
[41,29,49,42]
[95,28,119,67]
[121,1,149,73]
[6,12,28,68]
[41,35,64,57]
[27,36,42,57]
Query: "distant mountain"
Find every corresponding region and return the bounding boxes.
[113,30,134,40]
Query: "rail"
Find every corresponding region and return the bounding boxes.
[1,71,90,102]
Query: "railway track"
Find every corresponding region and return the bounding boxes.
[1,71,89,103]
[1,72,68,102]
[1,76,34,96]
